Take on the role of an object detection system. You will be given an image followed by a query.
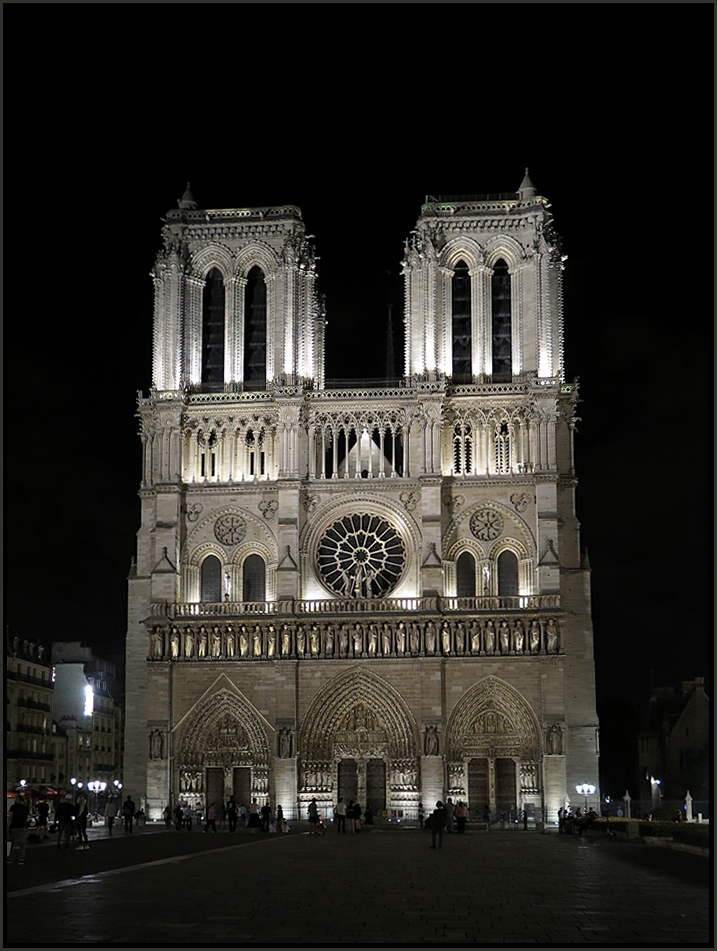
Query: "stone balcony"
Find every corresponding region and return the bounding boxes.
[149,594,560,621]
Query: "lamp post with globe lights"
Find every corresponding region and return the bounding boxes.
[576,783,596,813]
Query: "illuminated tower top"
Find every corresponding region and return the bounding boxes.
[402,172,565,384]
[151,190,325,394]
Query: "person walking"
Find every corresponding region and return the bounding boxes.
[105,799,117,836]
[162,805,172,830]
[204,802,217,833]
[55,798,75,850]
[352,801,362,833]
[445,797,455,833]
[173,803,183,831]
[276,804,284,833]
[75,795,90,850]
[36,799,50,843]
[456,800,467,834]
[7,793,30,865]
[122,795,136,833]
[227,796,238,833]
[261,802,271,833]
[346,800,355,833]
[335,797,347,833]
[239,803,247,829]
[429,800,447,849]
[247,799,261,834]
[307,798,320,834]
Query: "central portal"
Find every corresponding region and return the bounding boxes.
[337,757,386,815]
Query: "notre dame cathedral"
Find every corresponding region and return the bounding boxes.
[124,173,599,824]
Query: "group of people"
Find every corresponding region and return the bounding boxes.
[6,793,139,864]
[558,806,598,834]
[331,797,367,833]
[164,797,289,835]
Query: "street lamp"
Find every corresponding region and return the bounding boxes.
[575,783,596,811]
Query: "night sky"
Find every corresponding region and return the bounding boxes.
[6,15,711,790]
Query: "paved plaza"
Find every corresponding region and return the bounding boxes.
[5,822,711,946]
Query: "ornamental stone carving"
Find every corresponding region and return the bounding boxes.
[258,499,279,520]
[546,724,564,755]
[510,493,529,513]
[186,502,203,522]
[470,509,504,541]
[149,729,165,761]
[214,513,247,546]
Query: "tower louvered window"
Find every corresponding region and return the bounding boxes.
[244,267,267,388]
[452,261,471,383]
[495,422,510,473]
[453,423,473,475]
[202,269,225,388]
[491,259,512,382]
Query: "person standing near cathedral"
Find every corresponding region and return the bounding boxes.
[444,797,455,833]
[429,801,447,849]
[335,797,347,833]
[204,802,218,833]
[455,800,467,834]
[6,793,30,865]
[75,795,89,850]
[36,799,50,843]
[105,798,117,836]
[227,795,238,833]
[122,795,136,833]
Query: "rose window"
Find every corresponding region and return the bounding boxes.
[470,508,504,541]
[318,513,405,598]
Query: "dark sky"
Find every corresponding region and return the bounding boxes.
[6,15,711,721]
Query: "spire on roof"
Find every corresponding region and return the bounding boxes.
[178,182,198,210]
[517,168,537,200]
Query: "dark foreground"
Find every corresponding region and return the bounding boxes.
[5,821,710,946]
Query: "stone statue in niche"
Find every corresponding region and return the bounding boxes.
[546,619,558,653]
[152,629,164,658]
[425,724,439,756]
[252,625,262,657]
[149,729,164,760]
[455,621,466,654]
[395,621,406,654]
[184,629,194,658]
[441,620,451,654]
[367,623,378,657]
[546,724,563,755]
[338,624,348,656]
[197,627,208,657]
[170,628,180,658]
[267,624,276,658]
[425,621,436,654]
[484,621,495,654]
[499,620,510,654]
[281,624,291,657]
[409,622,420,655]
[309,624,321,656]
[278,728,292,759]
[296,624,306,657]
[381,622,392,656]
[211,626,222,657]
[514,620,525,654]
[530,620,541,653]
[324,624,335,656]
[226,626,235,657]
[353,623,364,655]
[239,625,249,657]
[470,620,480,653]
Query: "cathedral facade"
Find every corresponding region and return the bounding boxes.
[124,175,599,823]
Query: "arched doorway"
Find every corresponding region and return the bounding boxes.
[174,687,271,815]
[299,668,419,819]
[446,676,542,820]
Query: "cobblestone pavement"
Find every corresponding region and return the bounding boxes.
[5,823,711,946]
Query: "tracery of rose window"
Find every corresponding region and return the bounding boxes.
[318,513,405,598]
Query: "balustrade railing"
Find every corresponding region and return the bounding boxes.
[152,594,560,619]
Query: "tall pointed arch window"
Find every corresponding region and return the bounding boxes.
[453,423,473,475]
[452,260,472,383]
[243,554,266,602]
[201,555,222,602]
[244,266,267,388]
[202,268,225,388]
[491,259,512,382]
[457,551,476,598]
[497,550,518,596]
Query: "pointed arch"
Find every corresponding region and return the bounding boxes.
[446,676,542,761]
[299,667,419,762]
[175,683,272,769]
